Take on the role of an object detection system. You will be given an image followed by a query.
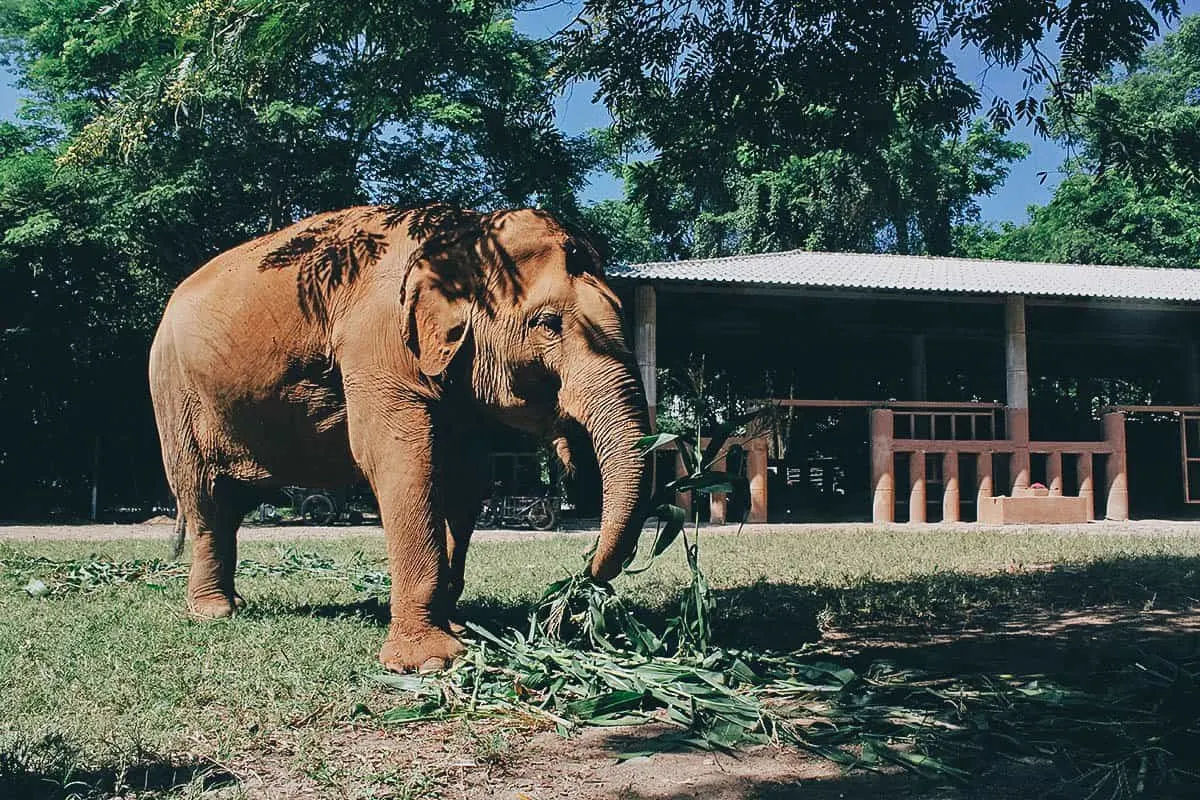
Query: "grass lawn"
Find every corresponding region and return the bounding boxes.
[2,526,1200,799]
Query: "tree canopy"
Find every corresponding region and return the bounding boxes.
[957,14,1200,268]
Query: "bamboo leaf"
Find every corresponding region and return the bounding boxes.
[563,690,646,719]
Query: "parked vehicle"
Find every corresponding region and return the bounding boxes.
[252,485,374,526]
[476,483,558,531]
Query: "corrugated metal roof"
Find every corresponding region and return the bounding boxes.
[608,250,1200,302]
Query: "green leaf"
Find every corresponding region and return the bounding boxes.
[699,407,770,469]
[634,433,679,453]
[622,504,686,575]
[562,690,645,720]
[668,472,736,495]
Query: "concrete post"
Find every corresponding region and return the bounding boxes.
[1047,451,1063,496]
[1005,294,1029,410]
[1186,340,1200,405]
[870,409,895,523]
[976,452,993,520]
[909,452,927,523]
[1008,407,1031,496]
[912,333,928,401]
[942,452,960,523]
[1104,412,1129,520]
[708,450,727,525]
[747,441,769,523]
[634,284,657,430]
[1077,452,1095,521]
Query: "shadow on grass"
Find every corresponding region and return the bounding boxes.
[283,553,1200,659]
[0,732,237,800]
[278,556,1200,798]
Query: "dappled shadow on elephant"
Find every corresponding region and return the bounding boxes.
[0,734,237,800]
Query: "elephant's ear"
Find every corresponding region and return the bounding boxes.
[401,244,476,377]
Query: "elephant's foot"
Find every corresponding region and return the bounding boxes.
[187,591,244,619]
[379,625,465,673]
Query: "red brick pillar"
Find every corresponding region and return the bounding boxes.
[870,409,895,523]
[942,452,960,523]
[1008,407,1031,496]
[976,452,993,520]
[674,449,692,519]
[708,449,727,524]
[747,441,769,524]
[1047,451,1063,496]
[1104,412,1129,521]
[909,451,927,523]
[1077,453,1095,521]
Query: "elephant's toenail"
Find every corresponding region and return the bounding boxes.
[418,657,446,674]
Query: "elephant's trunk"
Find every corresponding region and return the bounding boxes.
[562,362,651,582]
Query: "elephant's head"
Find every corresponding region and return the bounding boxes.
[400,207,651,580]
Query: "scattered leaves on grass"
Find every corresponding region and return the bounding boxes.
[0,546,382,596]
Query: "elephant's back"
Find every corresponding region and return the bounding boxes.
[173,206,397,306]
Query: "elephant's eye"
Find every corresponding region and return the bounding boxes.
[530,311,563,335]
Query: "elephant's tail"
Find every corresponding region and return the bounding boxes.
[169,510,186,560]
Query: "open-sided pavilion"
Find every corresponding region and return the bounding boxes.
[610,251,1200,525]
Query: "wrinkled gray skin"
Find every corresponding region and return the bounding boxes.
[149,205,651,672]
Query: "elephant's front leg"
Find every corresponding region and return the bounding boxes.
[347,398,464,673]
[439,436,489,632]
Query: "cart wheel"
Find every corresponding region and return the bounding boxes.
[255,503,278,524]
[527,501,557,531]
[301,494,336,526]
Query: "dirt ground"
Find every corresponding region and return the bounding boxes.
[3,518,1200,544]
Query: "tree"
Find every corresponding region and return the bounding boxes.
[955,15,1200,268]
[0,0,603,517]
[560,0,1178,206]
[590,117,1027,260]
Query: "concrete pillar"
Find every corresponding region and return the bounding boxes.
[1047,451,1063,496]
[909,452,927,523]
[870,409,895,523]
[1186,340,1200,405]
[1005,294,1029,410]
[634,284,657,429]
[1104,412,1129,521]
[976,452,993,519]
[911,333,927,401]
[674,450,692,519]
[747,442,769,523]
[942,452,960,523]
[1077,452,1095,521]
[708,451,727,524]
[1008,407,1031,496]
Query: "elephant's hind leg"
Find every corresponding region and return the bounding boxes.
[182,477,250,619]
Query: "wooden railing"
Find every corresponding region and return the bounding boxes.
[871,407,1128,523]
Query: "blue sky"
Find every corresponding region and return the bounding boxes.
[2,3,1194,224]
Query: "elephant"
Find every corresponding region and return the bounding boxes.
[148,204,652,672]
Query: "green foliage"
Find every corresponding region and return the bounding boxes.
[561,0,1173,259]
[0,0,603,517]
[956,16,1200,268]
[594,117,1028,260]
[561,0,1178,168]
